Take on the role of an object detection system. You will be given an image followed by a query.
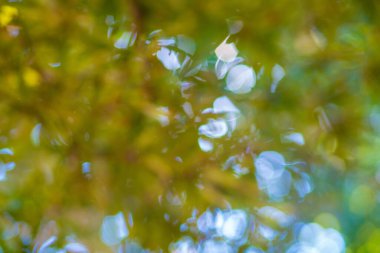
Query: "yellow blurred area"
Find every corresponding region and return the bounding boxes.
[357,229,380,253]
[314,212,341,231]
[0,5,18,27]
[22,67,41,87]
[349,185,376,216]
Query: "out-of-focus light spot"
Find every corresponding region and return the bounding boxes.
[158,37,176,47]
[198,137,213,152]
[265,170,292,199]
[226,64,255,94]
[65,242,88,253]
[123,240,146,253]
[227,19,243,35]
[215,37,238,62]
[182,102,194,118]
[282,132,305,146]
[286,243,319,253]
[199,119,228,138]
[244,246,265,253]
[31,123,42,146]
[128,213,133,227]
[23,67,41,87]
[215,57,244,80]
[107,27,113,39]
[81,162,91,175]
[314,213,340,231]
[197,209,214,234]
[255,151,286,180]
[0,162,15,181]
[0,5,18,27]
[288,223,345,253]
[271,64,285,93]
[258,224,278,241]
[48,62,61,68]
[0,148,13,155]
[147,29,162,40]
[156,47,181,70]
[255,152,294,199]
[294,173,313,198]
[114,32,132,49]
[154,106,170,126]
[359,228,380,253]
[213,96,240,114]
[37,235,57,253]
[201,239,233,253]
[169,237,197,253]
[100,212,129,246]
[349,184,375,216]
[258,206,294,228]
[219,210,248,241]
[231,164,249,177]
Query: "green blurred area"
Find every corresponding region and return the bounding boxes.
[0,0,380,252]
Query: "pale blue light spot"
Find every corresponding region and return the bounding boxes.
[169,237,197,253]
[114,32,132,49]
[48,62,61,68]
[156,47,181,70]
[255,151,286,181]
[199,119,228,138]
[197,210,215,234]
[271,64,285,93]
[288,223,345,253]
[219,210,248,241]
[294,173,313,198]
[31,123,42,146]
[0,148,13,155]
[81,162,91,175]
[244,246,265,253]
[258,224,278,241]
[201,240,233,253]
[282,132,305,146]
[258,206,294,228]
[212,96,240,114]
[215,59,230,80]
[37,236,57,253]
[158,37,176,47]
[198,137,213,152]
[100,212,128,246]
[226,64,256,94]
[65,242,88,253]
[215,37,238,62]
[0,162,15,181]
